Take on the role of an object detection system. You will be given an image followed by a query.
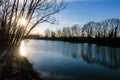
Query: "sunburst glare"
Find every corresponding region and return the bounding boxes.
[18,17,27,26]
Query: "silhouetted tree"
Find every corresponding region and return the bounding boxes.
[0,0,65,45]
[71,24,80,37]
[107,18,120,38]
[51,31,55,38]
[56,29,62,38]
[62,27,69,37]
[94,22,102,38]
[45,29,51,37]
[82,22,95,38]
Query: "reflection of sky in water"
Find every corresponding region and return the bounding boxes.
[26,40,120,80]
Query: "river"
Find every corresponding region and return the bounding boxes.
[25,40,120,80]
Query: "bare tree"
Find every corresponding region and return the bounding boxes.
[62,27,71,37]
[51,30,55,38]
[55,29,62,38]
[83,22,95,38]
[0,0,65,45]
[44,28,51,37]
[71,24,80,37]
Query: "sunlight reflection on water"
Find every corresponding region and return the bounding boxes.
[20,41,27,57]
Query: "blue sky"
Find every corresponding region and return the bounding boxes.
[33,0,120,34]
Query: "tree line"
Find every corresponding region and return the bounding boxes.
[41,18,120,46]
[44,18,120,38]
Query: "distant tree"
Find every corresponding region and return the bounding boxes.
[51,31,55,38]
[107,18,120,38]
[44,29,51,37]
[56,29,62,38]
[71,24,80,37]
[66,27,72,37]
[83,22,94,38]
[94,22,102,38]
[62,27,68,37]
[101,21,109,38]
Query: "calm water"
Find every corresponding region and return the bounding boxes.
[26,40,120,80]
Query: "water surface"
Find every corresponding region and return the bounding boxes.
[26,40,120,80]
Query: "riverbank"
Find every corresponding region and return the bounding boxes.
[26,36,120,47]
[0,46,42,80]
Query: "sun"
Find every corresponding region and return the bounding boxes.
[18,17,27,26]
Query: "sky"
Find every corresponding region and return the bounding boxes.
[32,0,120,34]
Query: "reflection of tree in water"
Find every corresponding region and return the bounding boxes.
[0,46,41,80]
[72,52,79,59]
[81,44,120,69]
[81,44,93,63]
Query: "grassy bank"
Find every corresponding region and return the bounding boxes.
[0,46,42,80]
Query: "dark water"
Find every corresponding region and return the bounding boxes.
[26,40,120,80]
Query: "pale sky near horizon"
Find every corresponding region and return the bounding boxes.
[32,0,120,35]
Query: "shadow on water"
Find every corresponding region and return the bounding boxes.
[0,45,42,80]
